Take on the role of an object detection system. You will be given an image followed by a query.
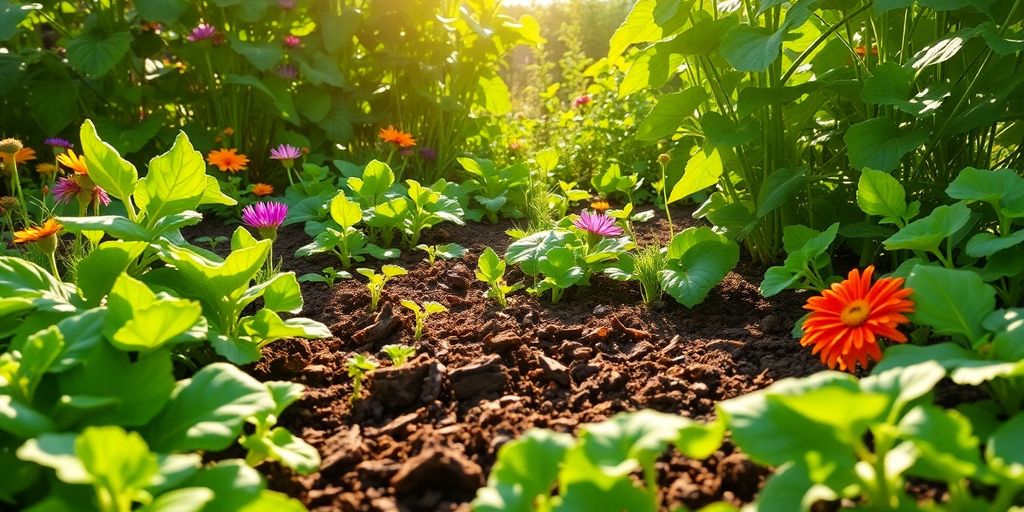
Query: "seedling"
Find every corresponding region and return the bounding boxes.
[298,266,351,287]
[381,344,416,367]
[400,299,447,340]
[345,353,378,403]
[357,264,407,312]
[416,243,467,264]
[633,245,666,304]
[194,235,229,251]
[475,247,521,308]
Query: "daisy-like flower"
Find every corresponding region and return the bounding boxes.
[242,201,288,244]
[14,218,61,245]
[270,143,302,161]
[283,35,301,48]
[36,163,58,175]
[251,183,274,197]
[590,199,610,212]
[800,266,914,372]
[14,147,36,163]
[207,148,249,173]
[43,137,73,151]
[187,23,217,42]
[276,63,298,80]
[574,94,591,107]
[52,176,110,207]
[0,138,23,155]
[574,210,623,237]
[0,196,16,216]
[57,149,88,174]
[379,125,416,148]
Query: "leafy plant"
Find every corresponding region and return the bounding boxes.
[416,243,467,265]
[298,267,352,287]
[760,223,841,297]
[296,191,399,268]
[381,344,417,367]
[400,300,448,340]
[194,235,229,252]
[459,157,531,223]
[345,354,378,404]
[357,265,408,312]
[609,245,666,305]
[402,179,465,247]
[475,247,522,308]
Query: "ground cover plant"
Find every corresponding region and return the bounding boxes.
[1,0,1022,510]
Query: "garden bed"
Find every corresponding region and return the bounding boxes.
[190,210,821,511]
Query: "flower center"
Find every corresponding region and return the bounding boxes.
[840,299,871,327]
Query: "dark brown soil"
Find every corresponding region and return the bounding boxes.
[185,208,822,511]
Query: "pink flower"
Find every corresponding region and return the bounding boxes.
[283,35,301,48]
[51,177,80,205]
[574,94,591,107]
[277,0,297,9]
[276,63,298,80]
[573,210,622,237]
[187,23,216,42]
[270,144,302,161]
[242,201,289,230]
[52,176,110,207]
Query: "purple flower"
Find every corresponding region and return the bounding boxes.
[43,138,73,150]
[277,0,297,9]
[275,63,298,80]
[270,144,302,160]
[93,185,111,206]
[574,94,591,107]
[573,210,623,237]
[419,147,437,161]
[52,177,80,205]
[187,24,216,42]
[283,35,301,48]
[52,176,110,207]
[242,201,289,230]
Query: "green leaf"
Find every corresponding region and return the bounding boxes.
[759,266,801,297]
[59,215,150,241]
[231,38,282,72]
[75,241,148,307]
[111,299,203,353]
[200,176,237,207]
[986,412,1024,481]
[898,405,982,481]
[668,147,722,203]
[66,31,133,77]
[966,230,1024,258]
[720,25,782,72]
[636,87,707,141]
[844,118,929,172]
[660,235,739,307]
[257,272,303,313]
[16,433,89,484]
[181,461,264,511]
[472,429,573,512]
[505,230,572,276]
[857,169,908,220]
[80,119,139,202]
[138,488,214,512]
[883,202,971,253]
[700,112,759,148]
[0,396,55,439]
[860,62,950,116]
[10,326,65,403]
[906,265,995,340]
[476,247,505,282]
[478,74,512,115]
[224,75,299,125]
[537,247,583,289]
[860,362,946,419]
[143,363,274,452]
[567,410,696,481]
[0,1,30,41]
[608,0,688,58]
[757,167,806,217]
[946,167,1024,213]
[135,0,188,23]
[29,77,79,135]
[243,427,320,475]
[0,256,67,299]
[76,426,160,499]
[136,131,207,223]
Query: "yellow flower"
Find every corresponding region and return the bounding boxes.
[36,163,58,175]
[57,149,89,175]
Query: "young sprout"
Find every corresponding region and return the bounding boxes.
[381,344,416,367]
[194,235,229,251]
[299,266,351,287]
[633,245,666,305]
[475,247,522,308]
[345,353,378,404]
[415,243,467,265]
[357,264,407,312]
[400,300,448,340]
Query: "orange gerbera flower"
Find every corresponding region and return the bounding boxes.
[251,183,274,196]
[14,218,62,245]
[207,148,249,173]
[57,149,89,175]
[15,147,36,163]
[591,199,610,212]
[800,266,914,372]
[379,125,416,148]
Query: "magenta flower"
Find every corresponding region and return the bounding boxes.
[574,94,591,107]
[93,185,111,206]
[52,176,110,207]
[270,144,302,161]
[187,24,216,42]
[51,177,80,205]
[242,201,289,231]
[573,210,622,237]
[283,35,301,48]
[275,63,298,80]
[43,137,73,150]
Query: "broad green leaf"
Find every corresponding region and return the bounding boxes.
[9,326,64,403]
[857,169,907,219]
[844,118,929,172]
[946,167,1024,213]
[240,310,331,344]
[883,202,971,253]
[472,429,573,512]
[80,119,139,201]
[76,426,160,500]
[181,461,264,511]
[200,176,237,207]
[143,364,274,452]
[759,266,801,297]
[242,427,320,475]
[111,299,203,352]
[660,239,739,307]
[478,74,512,115]
[538,247,583,289]
[534,148,558,173]
[906,265,995,340]
[16,433,89,484]
[135,0,188,23]
[757,167,806,217]
[608,0,688,58]
[0,1,30,41]
[720,25,782,72]
[668,147,722,203]
[636,87,707,141]
[476,247,505,282]
[966,230,1024,258]
[0,256,68,299]
[900,406,982,481]
[986,412,1024,481]
[0,396,55,439]
[860,362,946,419]
[59,215,151,241]
[505,230,572,276]
[66,31,132,77]
[700,112,759,148]
[138,487,214,512]
[137,131,207,223]
[230,38,282,72]
[566,410,695,482]
[256,272,303,313]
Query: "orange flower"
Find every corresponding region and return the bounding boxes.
[223,127,235,137]
[14,218,62,245]
[15,147,36,163]
[854,45,879,57]
[800,266,914,372]
[591,199,610,212]
[207,148,249,173]
[57,149,89,175]
[379,125,416,148]
[251,183,274,196]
